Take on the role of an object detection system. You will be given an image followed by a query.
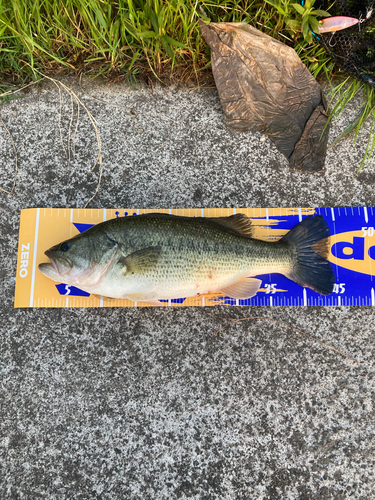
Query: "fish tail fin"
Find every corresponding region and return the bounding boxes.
[281,215,335,295]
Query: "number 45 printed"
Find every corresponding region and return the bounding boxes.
[333,283,345,294]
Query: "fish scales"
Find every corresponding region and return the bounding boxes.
[101,215,291,291]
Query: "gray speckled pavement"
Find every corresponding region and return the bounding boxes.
[1,78,375,499]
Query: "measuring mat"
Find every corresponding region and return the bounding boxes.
[14,207,375,308]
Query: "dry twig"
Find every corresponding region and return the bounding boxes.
[21,64,103,207]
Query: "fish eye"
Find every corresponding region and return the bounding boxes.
[106,236,117,248]
[60,242,71,252]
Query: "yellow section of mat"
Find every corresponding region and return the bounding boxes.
[14,207,316,308]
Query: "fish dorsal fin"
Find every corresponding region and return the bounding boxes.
[220,277,261,299]
[210,214,253,238]
[119,247,161,275]
[134,212,253,237]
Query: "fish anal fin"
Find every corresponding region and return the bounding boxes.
[219,277,261,299]
[125,293,162,306]
[119,247,161,275]
[140,300,164,306]
[210,214,253,238]
[91,294,116,301]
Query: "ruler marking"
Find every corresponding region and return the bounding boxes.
[29,208,41,307]
[330,208,339,282]
[266,208,272,280]
[298,207,302,222]
[99,209,107,307]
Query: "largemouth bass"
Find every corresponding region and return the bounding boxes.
[38,213,335,303]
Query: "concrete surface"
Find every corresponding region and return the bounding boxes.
[1,78,375,499]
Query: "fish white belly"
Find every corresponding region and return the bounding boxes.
[80,269,250,301]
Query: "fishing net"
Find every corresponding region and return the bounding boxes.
[311,0,375,87]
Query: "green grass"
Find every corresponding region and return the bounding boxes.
[0,0,336,84]
[1,0,375,168]
[327,79,375,171]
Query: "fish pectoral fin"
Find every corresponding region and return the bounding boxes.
[119,246,161,275]
[219,277,262,299]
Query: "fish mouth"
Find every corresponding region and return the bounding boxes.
[38,262,63,282]
[38,250,72,281]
